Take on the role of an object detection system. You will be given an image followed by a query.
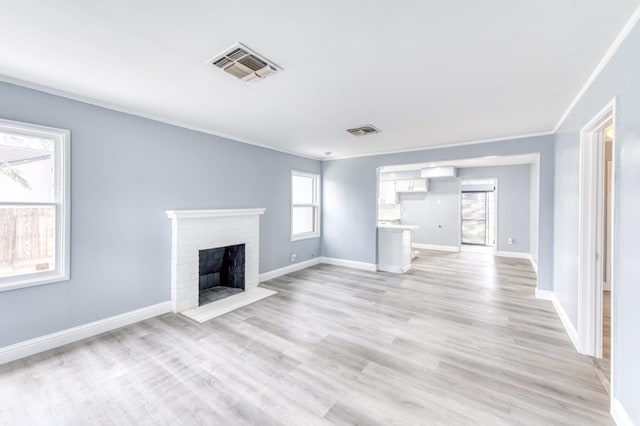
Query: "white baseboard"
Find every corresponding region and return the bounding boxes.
[495,250,532,260]
[551,294,579,351]
[259,258,321,282]
[534,288,553,301]
[320,257,377,272]
[530,257,538,274]
[611,397,633,426]
[377,263,402,273]
[0,301,172,365]
[412,243,460,252]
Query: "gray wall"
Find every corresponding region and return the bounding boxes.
[459,166,530,253]
[553,21,640,422]
[322,134,554,289]
[0,81,321,347]
[400,164,532,253]
[400,179,460,247]
[530,158,540,265]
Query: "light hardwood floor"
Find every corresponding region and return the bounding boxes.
[0,250,611,425]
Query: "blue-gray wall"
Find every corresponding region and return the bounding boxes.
[530,158,540,265]
[400,178,460,247]
[459,166,530,253]
[322,134,554,289]
[400,164,531,253]
[0,81,320,347]
[553,21,640,422]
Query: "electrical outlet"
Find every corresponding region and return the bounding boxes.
[508,238,514,245]
[290,253,297,262]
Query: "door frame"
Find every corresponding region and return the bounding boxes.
[458,178,498,253]
[577,97,616,366]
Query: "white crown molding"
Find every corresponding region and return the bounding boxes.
[0,74,324,161]
[553,4,640,132]
[259,257,321,282]
[323,131,554,161]
[0,302,172,365]
[166,208,265,219]
[0,74,556,162]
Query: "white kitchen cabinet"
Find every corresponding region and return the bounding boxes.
[395,179,412,192]
[395,179,428,193]
[379,180,397,204]
[377,225,418,273]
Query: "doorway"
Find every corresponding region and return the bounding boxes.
[460,179,496,253]
[577,99,615,394]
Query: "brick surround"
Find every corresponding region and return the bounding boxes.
[165,209,265,313]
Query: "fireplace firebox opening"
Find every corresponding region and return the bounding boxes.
[198,244,245,305]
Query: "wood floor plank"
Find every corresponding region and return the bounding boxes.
[0,250,612,425]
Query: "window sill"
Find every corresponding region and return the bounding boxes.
[291,233,320,242]
[0,271,69,293]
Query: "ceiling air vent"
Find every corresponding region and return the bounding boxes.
[346,125,381,137]
[209,43,281,82]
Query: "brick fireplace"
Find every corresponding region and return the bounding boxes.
[165,208,273,321]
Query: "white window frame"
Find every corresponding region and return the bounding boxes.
[291,170,320,241]
[0,118,71,292]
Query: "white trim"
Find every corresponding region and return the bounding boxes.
[377,264,403,274]
[165,208,265,219]
[611,398,633,426]
[553,4,640,132]
[494,250,531,260]
[551,294,579,351]
[291,170,321,241]
[320,257,377,272]
[0,118,71,292]
[259,258,321,282]
[412,243,460,252]
[530,257,538,274]
[577,98,616,357]
[326,131,553,161]
[0,74,323,161]
[0,76,553,163]
[534,288,553,301]
[0,302,172,365]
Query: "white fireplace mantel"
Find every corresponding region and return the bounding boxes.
[166,208,266,220]
[166,207,272,321]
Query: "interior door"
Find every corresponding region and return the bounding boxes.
[461,192,488,245]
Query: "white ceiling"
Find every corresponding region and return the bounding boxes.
[0,1,638,159]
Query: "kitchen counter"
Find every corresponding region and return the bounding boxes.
[377,224,419,230]
[377,224,419,274]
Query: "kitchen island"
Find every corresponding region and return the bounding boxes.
[377,224,419,273]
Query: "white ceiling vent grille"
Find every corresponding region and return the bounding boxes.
[347,125,381,137]
[210,43,281,82]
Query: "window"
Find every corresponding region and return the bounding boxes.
[291,170,320,241]
[0,119,70,291]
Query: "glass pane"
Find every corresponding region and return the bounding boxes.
[461,220,486,245]
[292,175,314,205]
[0,132,55,202]
[292,206,315,235]
[461,192,486,220]
[0,206,55,277]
